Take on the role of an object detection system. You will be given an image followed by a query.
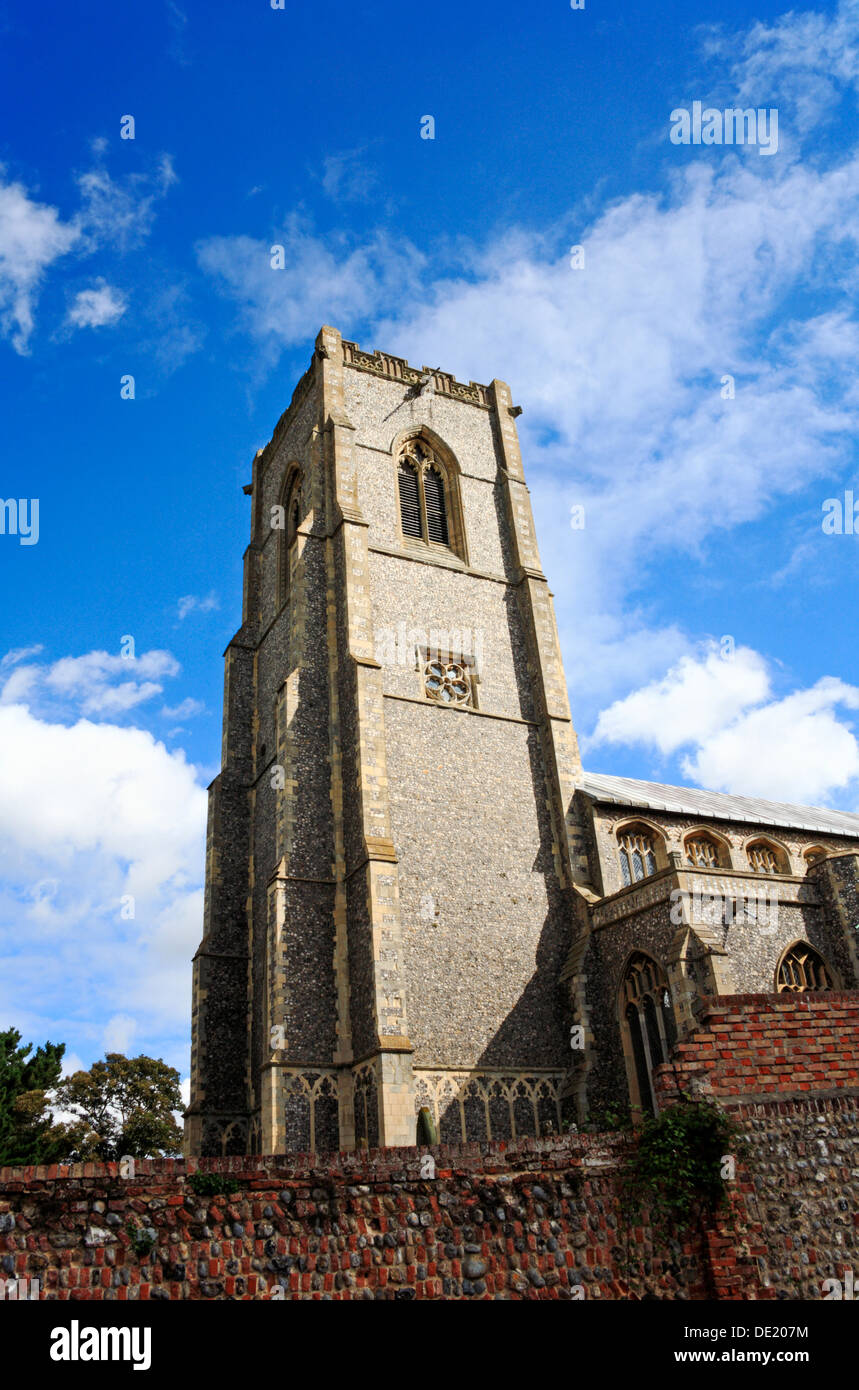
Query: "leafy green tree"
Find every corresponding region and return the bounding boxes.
[0,1028,68,1166]
[53,1053,183,1161]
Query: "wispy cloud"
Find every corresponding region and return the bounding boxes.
[319,146,380,203]
[196,214,426,365]
[76,155,178,253]
[0,150,178,353]
[0,647,182,718]
[176,592,219,621]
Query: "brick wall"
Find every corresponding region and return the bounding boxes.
[0,1137,756,1302]
[652,992,859,1299]
[653,992,859,1107]
[2,993,856,1301]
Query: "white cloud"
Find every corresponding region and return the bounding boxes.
[590,643,859,806]
[684,677,859,803]
[320,147,380,203]
[66,281,126,329]
[1,644,44,667]
[702,0,859,140]
[0,173,79,352]
[0,646,188,721]
[0,703,205,886]
[41,648,180,715]
[590,644,771,756]
[196,216,425,362]
[0,702,207,1049]
[0,151,178,354]
[161,698,205,720]
[104,1014,138,1054]
[0,664,40,704]
[176,592,219,620]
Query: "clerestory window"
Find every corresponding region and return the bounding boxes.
[618,826,658,886]
[686,834,722,869]
[747,840,783,874]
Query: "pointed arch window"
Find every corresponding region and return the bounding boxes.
[277,469,303,606]
[397,438,453,551]
[686,833,722,869]
[620,953,676,1116]
[747,839,783,874]
[776,942,835,993]
[618,825,658,886]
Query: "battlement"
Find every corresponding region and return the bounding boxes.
[341,338,493,409]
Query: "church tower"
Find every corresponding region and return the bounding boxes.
[185,326,590,1157]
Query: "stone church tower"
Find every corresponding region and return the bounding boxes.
[185,326,591,1157]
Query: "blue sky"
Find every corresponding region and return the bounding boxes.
[1,0,858,1092]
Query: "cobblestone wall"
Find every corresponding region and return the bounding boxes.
[0,1139,724,1302]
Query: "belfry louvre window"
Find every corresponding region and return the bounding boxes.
[398,461,422,538]
[618,827,657,886]
[397,439,451,548]
[776,942,834,993]
[747,841,781,874]
[686,835,721,869]
[423,466,449,544]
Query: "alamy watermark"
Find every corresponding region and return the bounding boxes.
[822,1268,856,1299]
[1,498,39,545]
[375,623,484,674]
[822,490,859,534]
[0,1277,40,1300]
[670,885,779,933]
[670,102,778,156]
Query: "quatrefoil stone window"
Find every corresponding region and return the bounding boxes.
[424,659,472,706]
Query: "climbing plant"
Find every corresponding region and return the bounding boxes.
[621,1098,744,1227]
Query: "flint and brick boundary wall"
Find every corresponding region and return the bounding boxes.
[1,994,856,1300]
[651,992,859,1300]
[0,1136,763,1302]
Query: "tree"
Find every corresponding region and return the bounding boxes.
[0,1028,68,1166]
[53,1054,183,1161]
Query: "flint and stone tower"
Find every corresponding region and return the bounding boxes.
[185,327,591,1157]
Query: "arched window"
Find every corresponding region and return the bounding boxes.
[286,476,302,546]
[685,833,722,869]
[776,942,835,993]
[620,953,676,1116]
[277,469,303,605]
[397,438,452,550]
[618,824,658,886]
[746,839,784,874]
[804,847,827,867]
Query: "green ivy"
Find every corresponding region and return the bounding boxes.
[621,1098,743,1227]
[125,1219,157,1256]
[186,1172,239,1197]
[581,1100,632,1133]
